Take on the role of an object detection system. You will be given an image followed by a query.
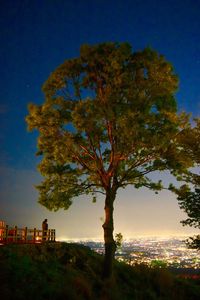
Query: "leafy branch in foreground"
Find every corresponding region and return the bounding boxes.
[178,188,200,250]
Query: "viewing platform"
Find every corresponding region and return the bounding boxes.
[0,222,56,244]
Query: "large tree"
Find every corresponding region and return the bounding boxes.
[26,43,196,278]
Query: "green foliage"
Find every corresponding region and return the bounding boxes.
[26,42,196,210]
[178,188,200,250]
[178,188,200,228]
[174,119,200,250]
[150,259,168,268]
[115,233,123,249]
[185,235,200,250]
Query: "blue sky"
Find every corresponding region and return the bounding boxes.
[0,0,199,240]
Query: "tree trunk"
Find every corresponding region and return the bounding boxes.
[102,189,116,279]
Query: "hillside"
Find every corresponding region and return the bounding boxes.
[0,242,200,300]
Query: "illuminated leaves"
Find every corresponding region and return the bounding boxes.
[26,42,198,211]
[178,188,200,228]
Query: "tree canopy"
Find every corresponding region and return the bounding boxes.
[26,42,198,277]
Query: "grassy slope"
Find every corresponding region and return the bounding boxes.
[0,242,200,300]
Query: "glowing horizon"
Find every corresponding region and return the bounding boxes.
[57,231,199,242]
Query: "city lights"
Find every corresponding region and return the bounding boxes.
[79,236,200,269]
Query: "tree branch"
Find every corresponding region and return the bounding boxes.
[119,154,155,184]
[79,144,96,160]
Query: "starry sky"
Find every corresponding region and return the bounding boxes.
[0,0,200,240]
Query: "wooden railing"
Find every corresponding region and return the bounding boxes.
[0,225,56,244]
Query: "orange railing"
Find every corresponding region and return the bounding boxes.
[0,225,56,244]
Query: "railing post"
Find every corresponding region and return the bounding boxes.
[14,226,18,242]
[24,227,27,242]
[5,225,8,242]
[0,225,2,241]
[33,228,36,242]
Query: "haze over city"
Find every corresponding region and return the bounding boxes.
[0,0,199,241]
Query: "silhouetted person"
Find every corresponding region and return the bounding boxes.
[42,219,48,241]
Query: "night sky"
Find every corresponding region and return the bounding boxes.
[0,0,199,240]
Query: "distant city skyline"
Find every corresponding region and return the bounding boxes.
[79,237,200,270]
